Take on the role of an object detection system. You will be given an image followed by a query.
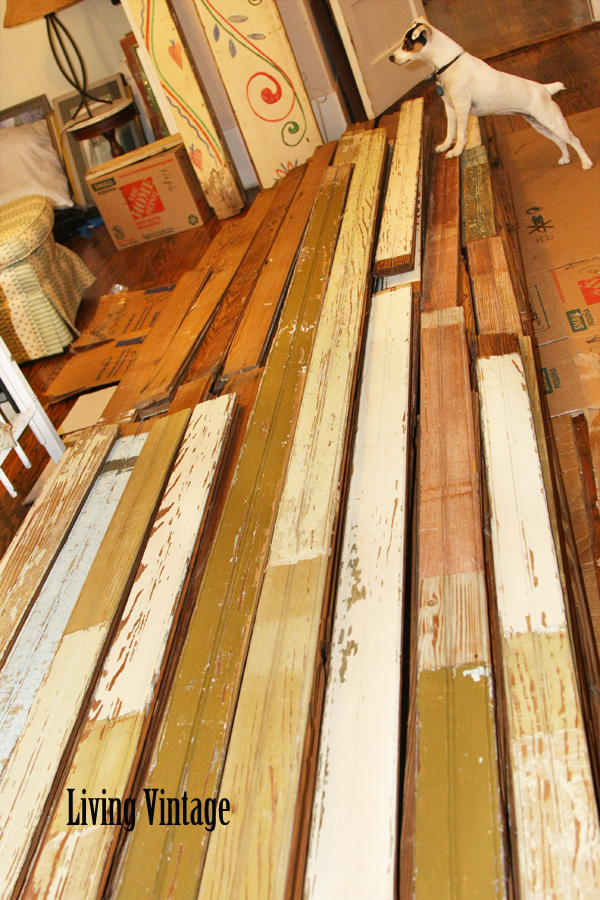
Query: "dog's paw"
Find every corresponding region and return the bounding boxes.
[445,148,462,159]
[558,155,571,166]
[435,143,451,154]
[582,158,594,170]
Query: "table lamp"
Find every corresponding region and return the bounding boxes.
[3,0,113,121]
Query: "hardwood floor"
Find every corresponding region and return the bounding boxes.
[425,0,593,60]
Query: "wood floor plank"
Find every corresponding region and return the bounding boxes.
[467,235,523,335]
[380,161,423,296]
[0,411,190,900]
[304,285,413,900]
[22,395,236,900]
[477,340,600,899]
[421,155,460,312]
[0,435,146,783]
[196,128,387,900]
[461,145,496,244]
[374,98,424,277]
[111,161,353,900]
[222,142,336,379]
[0,425,117,669]
[412,307,506,899]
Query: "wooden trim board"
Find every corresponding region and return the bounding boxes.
[111,161,353,900]
[22,396,236,900]
[374,98,424,277]
[421,155,460,312]
[0,412,190,899]
[196,128,387,900]
[467,235,523,335]
[0,425,117,668]
[477,339,600,898]
[304,285,413,900]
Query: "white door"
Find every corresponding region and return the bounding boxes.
[329,0,430,118]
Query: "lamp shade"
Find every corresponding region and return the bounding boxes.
[4,0,82,28]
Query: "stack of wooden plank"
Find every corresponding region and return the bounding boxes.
[2,99,600,900]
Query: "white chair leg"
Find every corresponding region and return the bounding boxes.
[0,466,17,498]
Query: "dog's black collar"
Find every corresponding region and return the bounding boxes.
[435,51,464,78]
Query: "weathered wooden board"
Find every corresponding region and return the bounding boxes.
[97,266,212,423]
[461,145,496,244]
[467,235,523,335]
[0,425,117,668]
[478,340,600,899]
[130,187,277,411]
[0,435,146,778]
[22,396,236,900]
[189,0,322,189]
[380,161,423,295]
[120,0,244,219]
[412,307,506,899]
[304,286,412,900]
[196,128,387,900]
[222,142,336,378]
[0,412,189,899]
[69,285,176,353]
[421,155,460,312]
[374,98,424,277]
[111,162,353,900]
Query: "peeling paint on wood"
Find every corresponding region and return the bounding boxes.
[22,396,235,900]
[305,286,412,899]
[478,348,600,898]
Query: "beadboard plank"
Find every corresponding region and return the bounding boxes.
[222,141,336,378]
[111,162,353,900]
[22,396,236,900]
[0,425,117,668]
[477,344,600,899]
[190,0,322,189]
[0,435,146,780]
[412,307,506,899]
[374,98,424,277]
[421,155,460,312]
[0,412,190,900]
[120,0,244,219]
[467,235,523,335]
[304,285,412,900]
[461,145,496,244]
[196,128,387,900]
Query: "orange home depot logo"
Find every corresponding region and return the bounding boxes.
[578,274,600,306]
[121,177,165,220]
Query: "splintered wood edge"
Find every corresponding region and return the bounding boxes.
[373,252,413,277]
[477,333,521,358]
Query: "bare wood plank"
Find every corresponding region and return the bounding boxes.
[380,160,423,296]
[22,396,236,900]
[374,98,424,277]
[110,162,353,900]
[478,346,600,899]
[0,411,190,900]
[0,425,117,668]
[189,0,323,189]
[304,286,413,899]
[413,307,506,899]
[196,128,387,900]
[467,235,523,335]
[135,182,294,409]
[421,155,460,312]
[222,142,336,378]
[120,0,244,219]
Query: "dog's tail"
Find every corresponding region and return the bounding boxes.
[544,81,566,96]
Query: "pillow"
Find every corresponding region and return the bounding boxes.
[0,119,73,208]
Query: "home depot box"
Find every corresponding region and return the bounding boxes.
[528,258,600,345]
[85,135,211,249]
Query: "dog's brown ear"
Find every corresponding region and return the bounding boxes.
[410,22,432,43]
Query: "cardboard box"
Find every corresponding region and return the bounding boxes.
[85,135,212,249]
[538,338,591,417]
[528,257,600,345]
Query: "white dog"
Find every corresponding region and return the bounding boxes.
[390,18,593,169]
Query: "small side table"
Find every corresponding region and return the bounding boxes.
[65,98,138,158]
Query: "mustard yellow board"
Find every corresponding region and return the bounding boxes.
[121,0,245,219]
[191,0,323,188]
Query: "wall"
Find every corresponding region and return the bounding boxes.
[0,0,131,109]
